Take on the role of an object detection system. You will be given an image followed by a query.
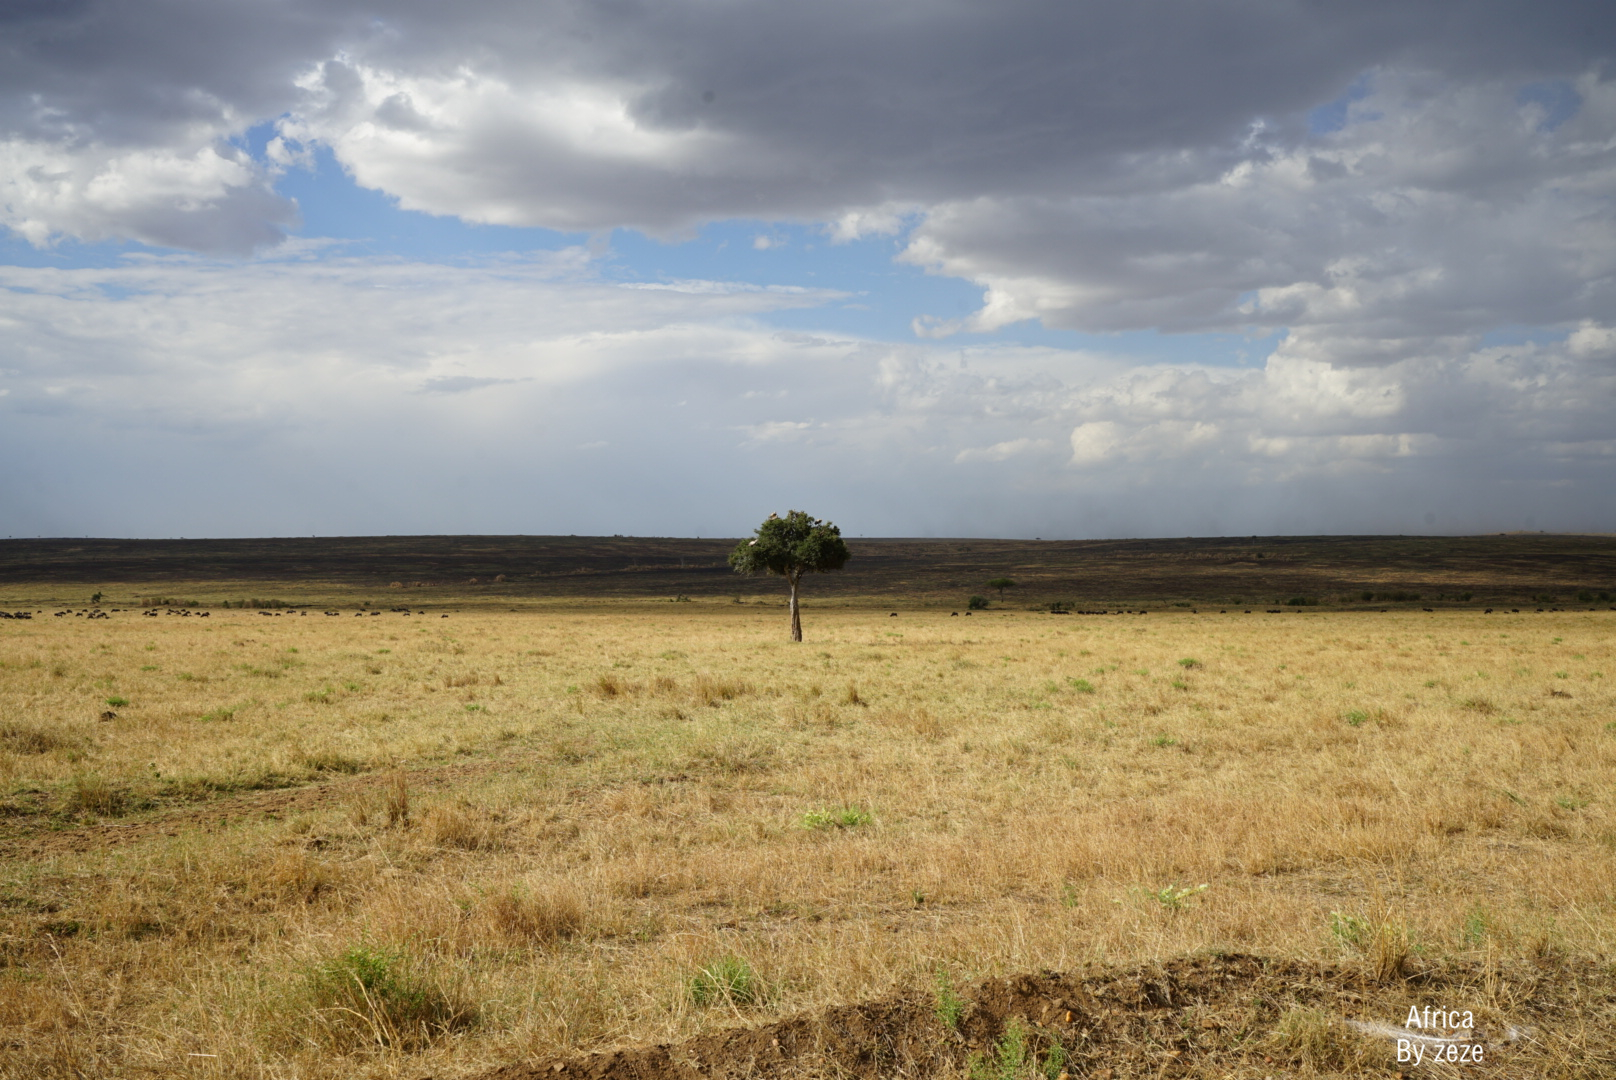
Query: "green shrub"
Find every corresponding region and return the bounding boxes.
[1146,882,1206,910]
[967,595,989,610]
[801,806,873,829]
[688,954,761,1007]
[968,1017,1028,1080]
[967,1017,1065,1080]
[1329,910,1371,949]
[1284,596,1318,606]
[305,944,475,1050]
[104,696,129,707]
[933,968,966,1030]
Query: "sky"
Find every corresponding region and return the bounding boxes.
[2,1,1614,540]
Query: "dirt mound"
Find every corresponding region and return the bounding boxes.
[468,953,1615,1079]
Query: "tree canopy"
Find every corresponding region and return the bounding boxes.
[730,511,850,641]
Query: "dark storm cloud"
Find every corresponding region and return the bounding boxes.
[4,1,1614,244]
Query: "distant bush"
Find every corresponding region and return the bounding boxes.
[1284,596,1318,606]
[967,595,989,610]
[1577,589,1612,603]
[141,596,199,607]
[1373,591,1421,602]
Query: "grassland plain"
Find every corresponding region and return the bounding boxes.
[1,598,1614,1078]
[3,531,1614,606]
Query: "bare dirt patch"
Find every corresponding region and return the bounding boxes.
[473,953,1615,1079]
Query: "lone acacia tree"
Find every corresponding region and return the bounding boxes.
[729,511,850,642]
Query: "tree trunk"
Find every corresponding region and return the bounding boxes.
[788,573,802,642]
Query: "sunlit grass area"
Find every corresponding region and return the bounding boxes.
[1,603,1613,1077]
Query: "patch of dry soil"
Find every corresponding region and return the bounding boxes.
[466,954,1615,1079]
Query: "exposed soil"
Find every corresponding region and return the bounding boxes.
[466,953,1616,1079]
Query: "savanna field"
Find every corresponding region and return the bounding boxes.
[2,595,1615,1078]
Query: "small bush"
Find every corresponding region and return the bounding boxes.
[1329,910,1371,949]
[64,773,128,817]
[591,672,627,698]
[801,806,873,829]
[688,955,762,1007]
[933,968,966,1030]
[692,737,777,775]
[384,772,410,826]
[967,595,989,610]
[1268,1007,1373,1072]
[0,723,75,755]
[304,944,475,1050]
[483,881,585,944]
[1284,596,1318,607]
[421,801,506,850]
[1329,909,1411,982]
[691,673,749,706]
[968,1017,1028,1080]
[968,1017,1065,1080]
[300,751,363,774]
[1145,882,1205,910]
[1177,657,1201,668]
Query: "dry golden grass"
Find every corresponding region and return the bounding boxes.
[1,602,1613,1077]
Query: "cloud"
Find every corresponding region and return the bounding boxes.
[4,2,1614,248]
[0,138,297,254]
[955,437,1053,464]
[899,70,1616,371]
[2,3,1614,537]
[0,254,1612,536]
[418,375,527,394]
